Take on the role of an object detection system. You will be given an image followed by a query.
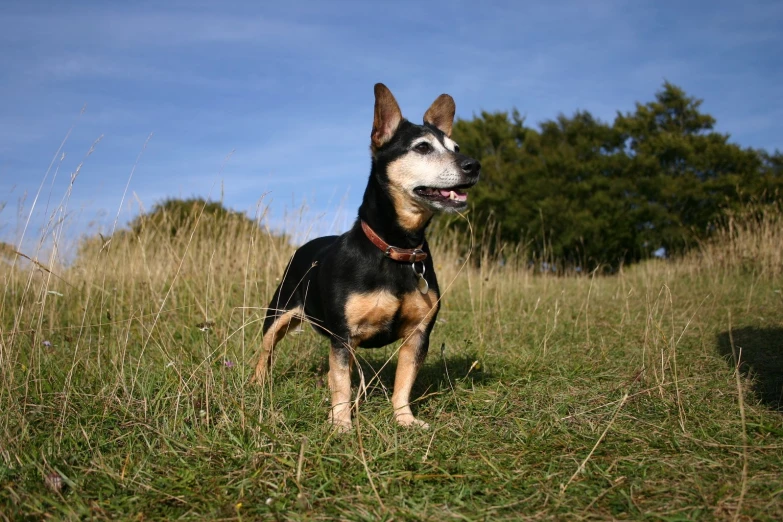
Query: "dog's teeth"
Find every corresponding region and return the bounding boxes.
[449,191,457,200]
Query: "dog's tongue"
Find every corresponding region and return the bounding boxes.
[440,189,467,202]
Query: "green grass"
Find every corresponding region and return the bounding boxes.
[2,213,783,520]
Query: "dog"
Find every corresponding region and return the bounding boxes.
[253,83,480,431]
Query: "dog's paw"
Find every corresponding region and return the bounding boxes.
[395,414,430,430]
[328,411,353,433]
[250,370,266,386]
[329,418,353,434]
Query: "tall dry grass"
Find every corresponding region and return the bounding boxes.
[2,191,783,519]
[0,199,292,411]
[690,202,783,278]
[3,198,780,389]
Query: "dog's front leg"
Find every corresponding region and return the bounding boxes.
[327,340,354,432]
[391,333,430,429]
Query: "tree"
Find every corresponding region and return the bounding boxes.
[451,82,782,269]
[614,82,777,256]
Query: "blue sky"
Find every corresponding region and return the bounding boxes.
[1,0,781,255]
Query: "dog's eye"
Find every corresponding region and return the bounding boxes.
[414,142,432,154]
[454,144,460,153]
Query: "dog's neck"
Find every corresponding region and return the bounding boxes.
[358,175,430,249]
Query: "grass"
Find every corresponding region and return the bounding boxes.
[1,196,783,520]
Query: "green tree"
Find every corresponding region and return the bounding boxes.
[452,82,782,269]
[614,82,776,256]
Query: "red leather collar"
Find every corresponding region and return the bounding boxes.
[360,220,428,263]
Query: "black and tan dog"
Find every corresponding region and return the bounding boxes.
[253,83,480,431]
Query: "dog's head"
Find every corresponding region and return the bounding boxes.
[370,83,480,228]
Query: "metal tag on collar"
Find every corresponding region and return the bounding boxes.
[412,261,428,294]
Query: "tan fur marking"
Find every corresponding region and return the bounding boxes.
[400,289,439,335]
[388,183,434,231]
[392,339,423,426]
[253,306,304,384]
[392,289,439,428]
[344,290,399,342]
[328,348,354,431]
[386,152,438,231]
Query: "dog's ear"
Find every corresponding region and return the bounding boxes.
[423,94,455,137]
[372,83,403,149]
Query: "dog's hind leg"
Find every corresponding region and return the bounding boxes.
[252,304,304,385]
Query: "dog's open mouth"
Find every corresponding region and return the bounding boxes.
[414,185,471,207]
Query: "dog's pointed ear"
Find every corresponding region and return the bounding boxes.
[423,94,456,137]
[372,83,403,150]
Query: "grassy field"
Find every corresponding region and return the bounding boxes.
[1,202,782,520]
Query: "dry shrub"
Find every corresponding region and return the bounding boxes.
[71,198,294,288]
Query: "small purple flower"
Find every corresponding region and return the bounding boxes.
[42,340,52,348]
[223,359,235,368]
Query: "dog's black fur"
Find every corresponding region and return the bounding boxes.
[253,83,480,430]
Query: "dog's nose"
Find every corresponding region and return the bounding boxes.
[460,158,480,175]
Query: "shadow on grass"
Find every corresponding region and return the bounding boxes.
[357,352,491,391]
[358,352,493,416]
[717,327,783,412]
[305,349,492,404]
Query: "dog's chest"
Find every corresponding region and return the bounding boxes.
[344,289,439,345]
